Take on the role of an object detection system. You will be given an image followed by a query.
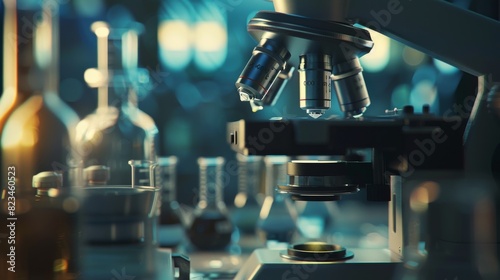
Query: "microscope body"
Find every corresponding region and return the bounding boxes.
[230,0,500,279]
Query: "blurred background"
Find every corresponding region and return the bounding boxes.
[1,0,493,205]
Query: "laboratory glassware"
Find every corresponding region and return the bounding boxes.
[188,157,234,251]
[232,154,263,234]
[74,21,158,186]
[0,0,35,188]
[157,156,185,248]
[256,156,297,245]
[0,0,80,196]
[83,165,111,186]
[0,171,81,280]
[81,160,160,279]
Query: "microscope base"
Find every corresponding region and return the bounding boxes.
[234,248,401,280]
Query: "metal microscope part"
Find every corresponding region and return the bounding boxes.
[278,160,373,201]
[331,58,370,118]
[280,242,354,262]
[250,64,295,112]
[299,54,332,118]
[236,38,290,102]
[241,11,373,117]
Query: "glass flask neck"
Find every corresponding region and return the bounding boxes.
[92,22,145,110]
[197,158,226,211]
[159,157,178,202]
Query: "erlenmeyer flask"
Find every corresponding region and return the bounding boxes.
[257,156,297,246]
[0,0,80,196]
[188,157,234,251]
[74,21,158,186]
[232,154,263,234]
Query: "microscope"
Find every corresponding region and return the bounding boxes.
[228,0,500,279]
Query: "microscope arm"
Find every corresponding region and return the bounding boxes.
[274,0,500,79]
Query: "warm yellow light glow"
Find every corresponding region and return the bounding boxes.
[122,31,138,70]
[234,193,247,208]
[63,197,80,213]
[360,30,390,72]
[91,21,110,38]
[259,196,274,220]
[35,18,52,69]
[84,68,106,87]
[0,87,17,122]
[403,47,426,66]
[158,20,192,51]
[410,181,440,213]
[193,22,227,52]
[1,96,43,148]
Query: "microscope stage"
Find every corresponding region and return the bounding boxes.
[235,248,401,280]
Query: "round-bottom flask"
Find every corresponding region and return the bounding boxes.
[188,157,234,251]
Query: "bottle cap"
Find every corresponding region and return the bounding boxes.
[84,165,110,184]
[32,171,63,189]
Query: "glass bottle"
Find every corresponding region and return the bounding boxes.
[188,157,234,251]
[157,156,185,248]
[257,156,297,246]
[232,154,263,234]
[0,171,81,280]
[74,21,158,186]
[0,0,80,196]
[0,0,33,188]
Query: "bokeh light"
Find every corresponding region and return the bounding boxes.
[175,82,202,110]
[410,80,438,113]
[158,20,192,71]
[193,22,227,72]
[360,30,391,73]
[402,47,426,67]
[360,30,391,72]
[74,0,104,17]
[391,84,411,109]
[412,65,438,85]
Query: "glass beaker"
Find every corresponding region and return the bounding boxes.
[257,156,297,246]
[232,154,263,234]
[157,156,186,248]
[188,157,234,251]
